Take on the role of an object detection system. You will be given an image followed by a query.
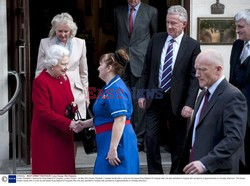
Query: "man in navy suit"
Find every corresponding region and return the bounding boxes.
[229,9,250,173]
[178,49,247,174]
[114,0,158,151]
[138,5,200,174]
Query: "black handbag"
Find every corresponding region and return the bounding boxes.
[65,102,97,154]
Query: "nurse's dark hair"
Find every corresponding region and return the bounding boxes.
[99,49,129,75]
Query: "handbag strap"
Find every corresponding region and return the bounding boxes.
[87,108,93,118]
[75,110,82,120]
[74,108,93,121]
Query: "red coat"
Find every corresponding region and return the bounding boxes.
[31,70,75,174]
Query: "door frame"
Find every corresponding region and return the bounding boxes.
[7,0,31,164]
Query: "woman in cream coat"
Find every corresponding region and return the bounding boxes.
[35,12,89,118]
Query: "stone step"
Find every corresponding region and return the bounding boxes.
[0,144,172,174]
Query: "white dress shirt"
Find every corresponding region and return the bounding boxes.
[192,76,225,146]
[158,32,184,87]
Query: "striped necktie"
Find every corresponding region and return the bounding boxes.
[161,39,174,92]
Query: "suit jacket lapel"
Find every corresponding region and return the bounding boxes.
[187,89,205,149]
[121,6,129,33]
[172,35,188,75]
[133,3,144,33]
[240,56,250,84]
[197,79,227,126]
[230,40,244,79]
[154,33,168,84]
[189,89,205,129]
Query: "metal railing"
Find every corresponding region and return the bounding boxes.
[0,71,21,173]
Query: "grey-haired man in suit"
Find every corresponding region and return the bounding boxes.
[114,0,158,151]
[229,9,250,173]
[139,5,200,174]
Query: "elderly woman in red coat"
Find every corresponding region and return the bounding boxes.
[31,45,80,174]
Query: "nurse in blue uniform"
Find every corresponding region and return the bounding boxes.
[79,49,140,174]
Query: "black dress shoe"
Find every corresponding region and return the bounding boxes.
[138,143,144,152]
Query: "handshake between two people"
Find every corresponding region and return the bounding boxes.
[69,120,88,133]
[69,118,94,133]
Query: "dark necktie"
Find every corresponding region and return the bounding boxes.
[190,90,210,162]
[160,39,174,92]
[129,7,135,35]
[199,90,210,117]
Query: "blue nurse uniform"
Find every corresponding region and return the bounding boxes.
[93,75,140,174]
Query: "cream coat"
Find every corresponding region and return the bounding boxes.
[35,37,88,118]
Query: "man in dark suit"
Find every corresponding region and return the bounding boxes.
[114,0,158,151]
[229,9,250,173]
[179,49,247,174]
[138,5,200,174]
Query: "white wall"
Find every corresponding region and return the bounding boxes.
[0,0,9,167]
[190,0,250,79]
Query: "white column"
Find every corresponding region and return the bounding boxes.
[0,0,9,167]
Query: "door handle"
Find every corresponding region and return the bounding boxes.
[18,44,26,76]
